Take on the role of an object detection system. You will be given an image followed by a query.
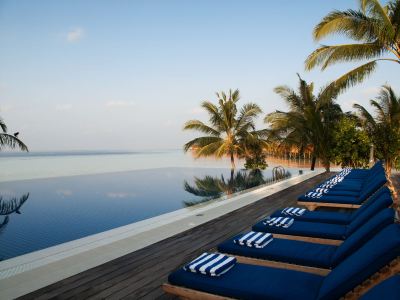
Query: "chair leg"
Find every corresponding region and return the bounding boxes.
[307,204,318,211]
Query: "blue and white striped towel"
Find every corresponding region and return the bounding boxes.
[305,191,323,198]
[183,252,236,276]
[280,217,294,228]
[263,217,294,228]
[234,231,273,248]
[282,207,306,216]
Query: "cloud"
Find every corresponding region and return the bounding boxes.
[67,28,85,43]
[105,101,136,108]
[55,104,72,111]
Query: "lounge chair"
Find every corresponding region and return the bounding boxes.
[342,161,383,180]
[271,187,392,225]
[298,161,386,210]
[164,224,400,300]
[218,207,394,275]
[252,203,394,245]
[303,162,384,197]
[298,174,387,211]
[359,275,400,300]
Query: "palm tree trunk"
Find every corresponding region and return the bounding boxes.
[384,158,398,211]
[384,158,392,178]
[324,159,330,172]
[310,155,317,171]
[230,153,236,171]
[230,154,235,182]
[325,163,330,172]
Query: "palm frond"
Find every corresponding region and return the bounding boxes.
[359,0,394,36]
[183,120,220,136]
[313,9,380,42]
[200,101,225,129]
[305,43,385,70]
[235,103,262,132]
[370,99,387,122]
[0,133,29,151]
[388,0,400,35]
[196,140,225,157]
[327,60,378,92]
[274,86,304,111]
[0,117,6,133]
[353,103,377,129]
[183,136,222,152]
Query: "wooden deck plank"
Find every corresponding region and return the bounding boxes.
[18,173,333,300]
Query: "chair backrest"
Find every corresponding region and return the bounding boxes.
[317,224,400,300]
[332,209,395,266]
[346,193,393,236]
[351,187,391,220]
[358,173,387,202]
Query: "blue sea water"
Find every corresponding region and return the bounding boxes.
[0,151,301,261]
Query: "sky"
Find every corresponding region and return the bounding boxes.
[0,0,398,151]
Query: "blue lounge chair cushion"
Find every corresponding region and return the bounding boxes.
[345,195,393,236]
[255,202,392,241]
[345,171,370,179]
[169,262,324,300]
[351,187,391,220]
[331,209,395,267]
[220,209,394,270]
[317,224,400,300]
[275,187,391,225]
[358,175,387,201]
[360,275,400,300]
[252,220,347,240]
[323,189,360,197]
[218,234,336,269]
[298,194,362,204]
[299,163,386,204]
[271,209,352,225]
[329,182,363,191]
[169,225,399,300]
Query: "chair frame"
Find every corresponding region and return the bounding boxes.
[272,233,342,245]
[231,254,330,275]
[297,201,361,211]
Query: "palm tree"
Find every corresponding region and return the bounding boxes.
[0,116,28,152]
[183,89,263,170]
[353,85,400,177]
[265,74,342,171]
[305,0,400,90]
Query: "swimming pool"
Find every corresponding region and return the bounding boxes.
[0,167,298,261]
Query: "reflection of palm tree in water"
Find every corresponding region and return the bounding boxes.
[184,168,292,206]
[184,170,267,206]
[0,216,9,233]
[0,193,29,232]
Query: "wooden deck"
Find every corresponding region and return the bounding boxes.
[18,172,335,299]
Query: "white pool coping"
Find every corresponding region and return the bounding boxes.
[0,170,324,299]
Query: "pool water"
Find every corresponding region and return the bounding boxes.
[0,167,296,261]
